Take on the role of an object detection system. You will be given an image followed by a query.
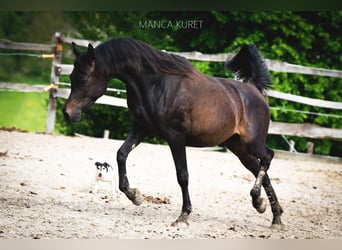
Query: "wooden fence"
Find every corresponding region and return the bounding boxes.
[1,35,342,143]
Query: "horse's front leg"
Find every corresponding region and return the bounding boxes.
[168,139,192,226]
[117,125,145,206]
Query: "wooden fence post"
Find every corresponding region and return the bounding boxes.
[307,141,314,155]
[46,32,63,134]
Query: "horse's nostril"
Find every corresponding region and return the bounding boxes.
[62,108,70,122]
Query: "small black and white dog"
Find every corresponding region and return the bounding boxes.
[91,162,118,197]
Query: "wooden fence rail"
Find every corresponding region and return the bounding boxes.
[64,36,342,78]
[268,121,342,141]
[266,90,342,110]
[171,51,342,78]
[0,39,54,51]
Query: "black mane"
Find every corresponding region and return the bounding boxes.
[95,38,194,76]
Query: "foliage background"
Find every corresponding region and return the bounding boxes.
[0,11,341,156]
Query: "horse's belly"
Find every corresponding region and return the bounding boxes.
[185,110,238,147]
[185,131,234,147]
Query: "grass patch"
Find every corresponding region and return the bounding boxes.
[0,91,48,132]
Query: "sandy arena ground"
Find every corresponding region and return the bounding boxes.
[0,130,341,239]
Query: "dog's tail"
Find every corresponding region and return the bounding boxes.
[225,44,271,93]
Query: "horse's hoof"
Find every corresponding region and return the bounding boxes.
[256,197,267,213]
[131,188,143,206]
[270,222,285,231]
[171,219,189,228]
[171,214,189,227]
[270,216,283,230]
[132,197,143,206]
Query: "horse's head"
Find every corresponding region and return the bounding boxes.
[62,42,108,122]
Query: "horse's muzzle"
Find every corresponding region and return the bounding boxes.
[62,107,81,122]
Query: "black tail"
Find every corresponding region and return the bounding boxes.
[225,44,271,93]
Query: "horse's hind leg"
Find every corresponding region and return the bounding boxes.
[249,147,273,212]
[262,171,283,226]
[225,137,283,227]
[117,124,145,206]
[249,146,284,227]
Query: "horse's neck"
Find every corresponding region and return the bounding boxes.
[116,72,158,130]
[117,71,158,92]
[116,72,149,104]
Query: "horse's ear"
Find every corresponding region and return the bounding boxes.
[87,43,96,61]
[72,42,81,57]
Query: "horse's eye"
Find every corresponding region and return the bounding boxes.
[81,76,89,85]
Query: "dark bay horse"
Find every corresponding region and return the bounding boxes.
[62,38,283,227]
